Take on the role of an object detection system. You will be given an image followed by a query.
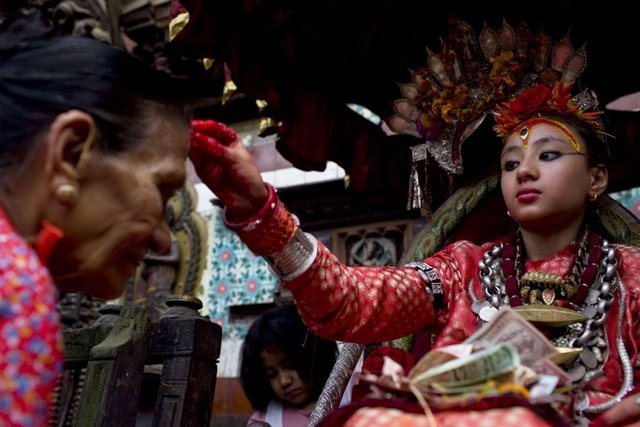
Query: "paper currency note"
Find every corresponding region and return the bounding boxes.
[411,342,520,387]
[465,307,558,367]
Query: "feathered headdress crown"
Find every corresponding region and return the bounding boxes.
[386,17,603,210]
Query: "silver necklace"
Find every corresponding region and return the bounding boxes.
[472,238,632,416]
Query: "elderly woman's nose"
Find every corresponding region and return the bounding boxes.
[148,221,172,255]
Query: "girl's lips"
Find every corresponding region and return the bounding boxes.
[516,189,541,203]
[284,389,305,402]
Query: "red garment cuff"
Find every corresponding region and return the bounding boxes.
[223,184,296,256]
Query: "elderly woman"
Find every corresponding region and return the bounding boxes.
[0,16,190,425]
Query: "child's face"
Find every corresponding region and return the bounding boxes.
[261,346,313,408]
[500,121,605,233]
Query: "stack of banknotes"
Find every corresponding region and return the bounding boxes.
[360,307,574,407]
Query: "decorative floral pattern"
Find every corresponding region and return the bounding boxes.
[415,50,524,141]
[493,82,603,138]
[0,209,63,426]
[388,18,595,175]
[199,207,278,339]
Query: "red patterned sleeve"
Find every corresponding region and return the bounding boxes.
[285,241,433,343]
[0,230,64,426]
[285,240,476,343]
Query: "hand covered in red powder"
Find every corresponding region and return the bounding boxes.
[189,120,269,220]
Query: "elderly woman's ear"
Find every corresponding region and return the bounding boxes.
[45,110,96,207]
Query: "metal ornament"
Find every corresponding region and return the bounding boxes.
[476,238,633,419]
[407,144,429,211]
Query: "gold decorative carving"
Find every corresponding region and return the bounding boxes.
[35,0,172,70]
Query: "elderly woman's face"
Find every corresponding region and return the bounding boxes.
[49,114,189,299]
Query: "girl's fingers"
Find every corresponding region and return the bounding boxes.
[190,131,227,159]
[191,120,238,145]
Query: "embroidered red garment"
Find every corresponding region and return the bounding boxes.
[0,208,63,426]
[321,396,572,427]
[275,202,640,425]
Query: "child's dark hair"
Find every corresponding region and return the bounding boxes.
[240,304,338,411]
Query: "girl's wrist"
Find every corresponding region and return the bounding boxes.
[230,190,297,256]
[223,184,277,232]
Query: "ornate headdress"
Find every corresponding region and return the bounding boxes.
[387,18,603,210]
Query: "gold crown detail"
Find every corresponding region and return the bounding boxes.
[387,17,601,176]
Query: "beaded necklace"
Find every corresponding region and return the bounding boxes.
[499,227,602,308]
[473,227,633,416]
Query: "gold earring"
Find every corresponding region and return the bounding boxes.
[56,184,78,205]
[590,193,598,202]
[506,210,511,217]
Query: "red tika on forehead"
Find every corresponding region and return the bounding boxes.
[510,117,582,152]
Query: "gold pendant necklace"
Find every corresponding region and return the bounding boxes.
[515,228,589,305]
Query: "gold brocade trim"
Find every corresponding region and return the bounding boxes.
[520,271,565,288]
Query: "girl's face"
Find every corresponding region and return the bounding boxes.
[260,346,313,409]
[500,121,606,233]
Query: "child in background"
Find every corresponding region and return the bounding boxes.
[240,305,338,427]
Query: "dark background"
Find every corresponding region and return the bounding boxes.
[21,0,639,212]
[174,0,640,211]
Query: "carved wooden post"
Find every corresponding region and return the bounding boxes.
[74,305,151,427]
[149,295,222,427]
[51,304,123,426]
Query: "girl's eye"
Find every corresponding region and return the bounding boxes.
[265,370,276,379]
[502,160,519,172]
[539,151,561,161]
